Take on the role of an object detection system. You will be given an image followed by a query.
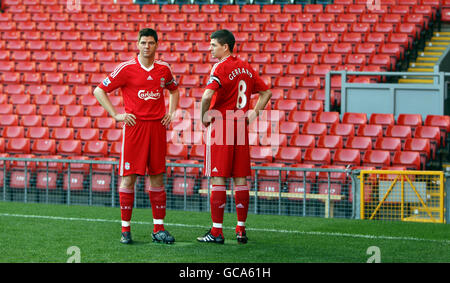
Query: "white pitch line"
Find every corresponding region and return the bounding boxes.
[1,212,449,245]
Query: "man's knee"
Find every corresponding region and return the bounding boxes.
[149,173,164,188]
[120,174,137,189]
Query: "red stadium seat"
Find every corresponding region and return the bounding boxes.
[414,126,441,152]
[255,163,286,200]
[298,53,319,65]
[44,116,66,128]
[392,151,421,170]
[62,156,90,191]
[385,125,412,141]
[345,136,372,155]
[273,100,298,112]
[286,89,309,101]
[35,155,64,190]
[170,160,200,196]
[62,105,84,117]
[287,111,313,124]
[369,113,395,129]
[90,157,116,192]
[188,144,204,161]
[249,146,273,163]
[299,100,323,113]
[285,64,308,77]
[357,124,384,141]
[6,138,31,154]
[273,146,302,164]
[301,122,328,136]
[109,141,122,158]
[287,131,314,148]
[32,139,56,155]
[19,115,42,127]
[50,127,74,141]
[362,150,391,168]
[342,112,367,126]
[79,95,98,107]
[75,128,100,141]
[303,148,331,166]
[286,163,316,197]
[102,129,122,143]
[321,53,343,66]
[166,143,188,160]
[93,117,115,129]
[274,77,296,89]
[374,137,402,153]
[315,111,340,127]
[328,23,349,33]
[86,106,107,118]
[0,104,13,115]
[15,104,37,116]
[424,115,450,145]
[26,126,48,139]
[333,148,361,166]
[317,135,343,152]
[83,140,108,157]
[308,43,329,55]
[57,140,82,156]
[405,137,431,164]
[317,165,348,198]
[397,113,423,131]
[3,126,24,139]
[68,117,91,129]
[368,54,392,71]
[9,154,36,189]
[329,123,355,140]
[55,94,77,105]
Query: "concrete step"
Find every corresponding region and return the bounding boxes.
[416,56,439,62]
[424,46,447,52]
[409,62,435,68]
[407,67,434,72]
[417,51,443,57]
[433,31,450,37]
[426,41,450,47]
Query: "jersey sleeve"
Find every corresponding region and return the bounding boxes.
[97,64,127,93]
[205,62,223,91]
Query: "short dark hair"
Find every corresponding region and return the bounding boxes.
[210,29,235,53]
[138,28,158,43]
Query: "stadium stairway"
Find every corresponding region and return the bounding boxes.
[400,25,450,83]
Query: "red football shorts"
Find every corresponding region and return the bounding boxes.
[203,119,251,178]
[119,119,166,177]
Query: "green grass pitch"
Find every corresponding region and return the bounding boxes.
[0,201,449,263]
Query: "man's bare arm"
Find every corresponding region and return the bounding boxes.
[161,88,180,127]
[93,86,136,126]
[201,89,215,127]
[248,89,272,124]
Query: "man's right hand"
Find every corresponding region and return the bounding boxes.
[114,113,137,126]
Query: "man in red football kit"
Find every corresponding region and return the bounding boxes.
[197,30,272,244]
[93,28,179,244]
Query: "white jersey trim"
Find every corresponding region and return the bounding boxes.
[111,59,136,79]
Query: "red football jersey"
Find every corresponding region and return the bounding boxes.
[205,55,269,116]
[98,56,178,121]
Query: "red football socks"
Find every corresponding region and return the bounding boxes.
[148,186,166,233]
[234,185,249,233]
[119,187,134,233]
[210,185,226,237]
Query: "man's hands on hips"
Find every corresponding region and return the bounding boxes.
[114,113,136,126]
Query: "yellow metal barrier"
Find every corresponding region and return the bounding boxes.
[360,170,445,223]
